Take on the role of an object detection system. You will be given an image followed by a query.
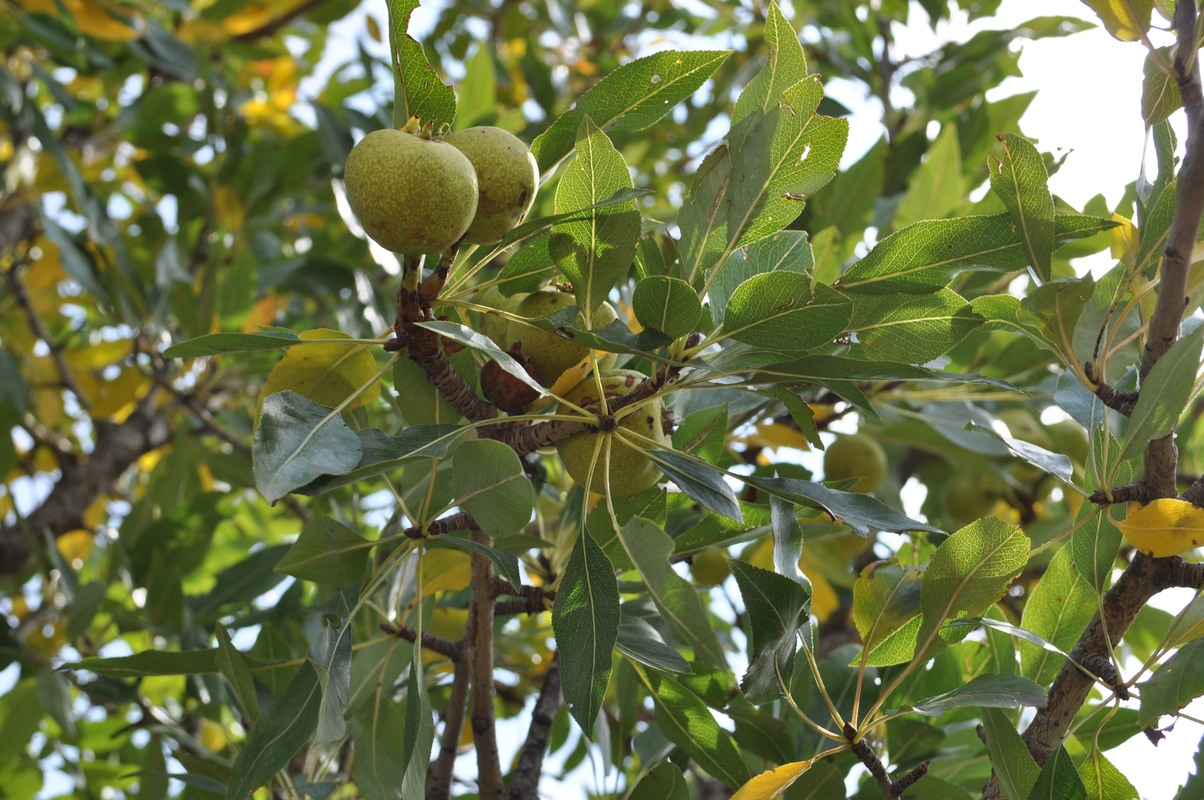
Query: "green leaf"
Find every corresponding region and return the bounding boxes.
[628,762,690,800]
[1142,47,1181,125]
[550,118,641,314]
[730,560,810,703]
[632,276,703,338]
[1120,323,1204,462]
[616,617,691,673]
[616,518,727,668]
[836,213,1113,293]
[707,231,813,327]
[297,424,464,494]
[71,649,219,677]
[416,320,546,396]
[1020,547,1094,685]
[275,517,370,587]
[988,133,1055,280]
[742,475,941,537]
[307,619,352,743]
[852,559,924,667]
[726,77,847,248]
[253,391,364,503]
[650,449,743,522]
[349,699,406,800]
[917,518,1030,659]
[1139,638,1204,726]
[451,439,534,537]
[912,673,1046,716]
[400,649,434,798]
[722,274,852,354]
[432,534,523,594]
[1028,746,1087,800]
[164,330,303,358]
[1078,749,1139,800]
[1080,0,1153,41]
[640,670,751,788]
[982,707,1040,800]
[216,623,260,724]
[228,663,321,799]
[552,529,619,734]
[732,0,808,123]
[769,495,808,585]
[1135,178,1177,275]
[848,288,982,363]
[386,0,455,129]
[894,121,965,228]
[530,50,731,173]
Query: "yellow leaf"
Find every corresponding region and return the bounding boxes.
[241,294,279,332]
[259,328,381,414]
[740,421,813,452]
[56,0,142,42]
[418,549,472,597]
[199,718,228,752]
[56,529,95,565]
[1116,498,1204,557]
[1080,0,1152,41]
[731,760,813,799]
[801,556,839,623]
[1110,213,1138,268]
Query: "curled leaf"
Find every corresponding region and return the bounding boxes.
[1116,498,1204,557]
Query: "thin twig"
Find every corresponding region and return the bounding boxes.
[401,511,476,540]
[3,264,91,409]
[380,622,460,660]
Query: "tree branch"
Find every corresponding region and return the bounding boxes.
[379,622,461,660]
[505,654,562,799]
[983,554,1204,799]
[3,262,90,410]
[469,528,503,798]
[0,395,171,579]
[428,653,471,800]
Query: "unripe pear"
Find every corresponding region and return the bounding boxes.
[445,126,539,244]
[691,548,732,587]
[823,433,887,493]
[343,126,478,255]
[476,285,526,347]
[555,369,670,496]
[511,290,618,387]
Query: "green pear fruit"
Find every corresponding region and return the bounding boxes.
[476,285,526,348]
[343,126,478,255]
[943,471,1004,528]
[823,433,887,493]
[445,126,539,244]
[555,369,670,496]
[510,290,617,387]
[691,548,731,587]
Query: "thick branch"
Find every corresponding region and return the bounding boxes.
[402,511,476,540]
[469,529,503,798]
[0,396,170,579]
[1140,20,1204,381]
[505,654,562,799]
[428,654,471,800]
[1006,555,1204,776]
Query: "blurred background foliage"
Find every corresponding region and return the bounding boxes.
[0,0,1168,796]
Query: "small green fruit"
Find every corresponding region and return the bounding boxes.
[555,369,670,496]
[997,409,1053,482]
[476,285,526,348]
[823,433,887,493]
[445,126,539,244]
[511,290,617,387]
[1048,419,1090,465]
[943,472,1003,528]
[343,127,478,254]
[691,548,731,587]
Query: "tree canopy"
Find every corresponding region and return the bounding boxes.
[3,0,1204,798]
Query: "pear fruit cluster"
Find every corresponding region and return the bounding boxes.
[344,122,538,254]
